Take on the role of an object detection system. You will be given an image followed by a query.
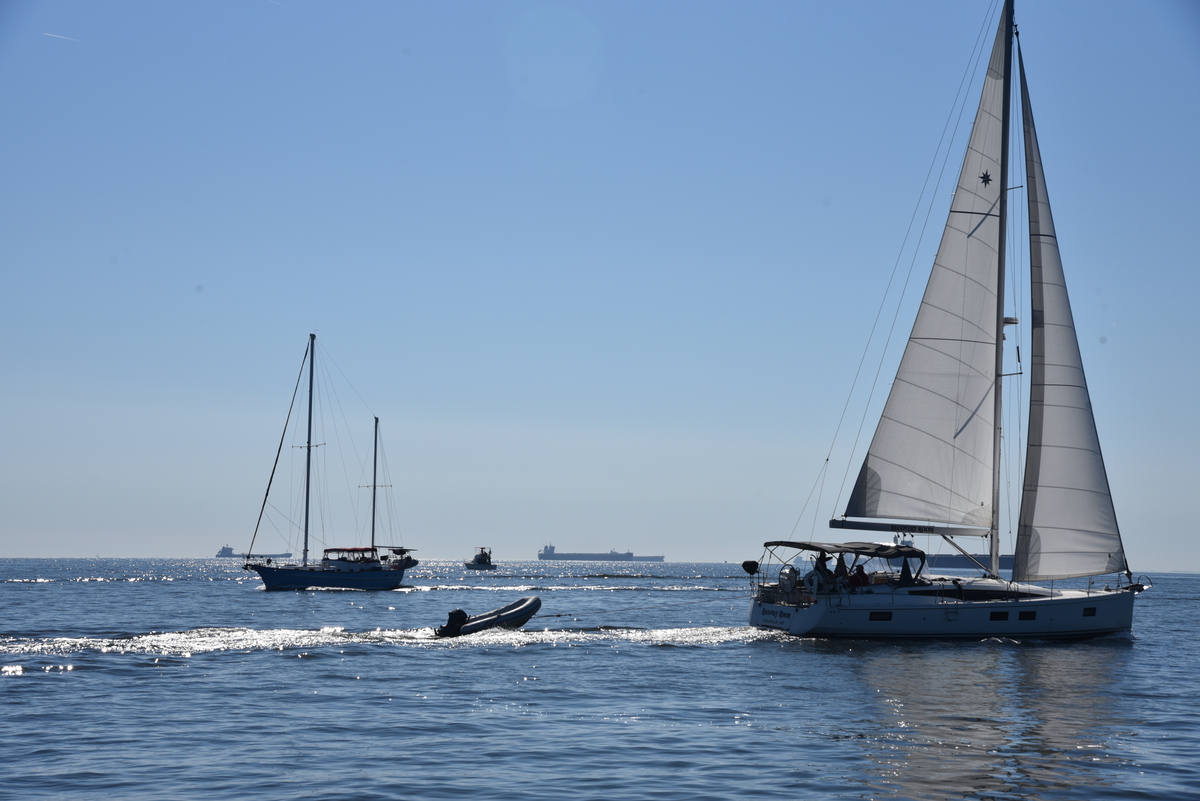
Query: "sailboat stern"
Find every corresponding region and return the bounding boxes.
[749,596,826,637]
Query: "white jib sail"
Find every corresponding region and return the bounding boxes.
[1012,53,1127,581]
[845,17,1008,528]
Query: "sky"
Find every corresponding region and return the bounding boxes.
[1,1,1198,570]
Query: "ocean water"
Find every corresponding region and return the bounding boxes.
[2,559,1197,801]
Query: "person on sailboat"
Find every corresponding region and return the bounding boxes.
[804,552,834,593]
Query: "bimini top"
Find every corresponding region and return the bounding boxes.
[763,540,926,561]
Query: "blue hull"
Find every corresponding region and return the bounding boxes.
[250,564,408,591]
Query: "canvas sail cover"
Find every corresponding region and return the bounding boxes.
[844,18,1008,528]
[1012,55,1126,580]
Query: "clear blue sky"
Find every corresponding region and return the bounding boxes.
[2,1,1197,570]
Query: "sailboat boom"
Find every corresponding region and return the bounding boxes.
[830,519,988,539]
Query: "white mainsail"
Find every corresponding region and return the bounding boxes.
[844,17,1009,528]
[1012,52,1127,581]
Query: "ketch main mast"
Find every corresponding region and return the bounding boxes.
[302,332,315,566]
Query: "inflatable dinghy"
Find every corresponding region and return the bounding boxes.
[436,596,542,637]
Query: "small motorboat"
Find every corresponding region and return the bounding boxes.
[463,546,497,570]
[435,596,542,637]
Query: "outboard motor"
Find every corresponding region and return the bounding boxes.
[436,608,469,638]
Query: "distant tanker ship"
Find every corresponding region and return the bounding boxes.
[537,545,664,562]
[215,545,292,559]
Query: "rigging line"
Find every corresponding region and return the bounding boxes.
[832,2,1002,512]
[535,594,753,619]
[811,457,830,541]
[264,499,300,533]
[787,458,828,540]
[249,340,310,555]
[258,499,295,550]
[360,423,396,546]
[315,344,366,541]
[376,434,408,547]
[378,437,399,543]
[373,431,389,542]
[317,339,381,544]
[311,367,335,547]
[321,340,377,420]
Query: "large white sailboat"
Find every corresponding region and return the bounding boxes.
[244,334,417,591]
[746,1,1149,639]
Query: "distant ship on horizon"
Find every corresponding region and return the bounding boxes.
[537,544,664,562]
[215,545,292,559]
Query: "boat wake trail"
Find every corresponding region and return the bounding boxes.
[1,624,774,658]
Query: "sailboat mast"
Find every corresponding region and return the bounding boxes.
[371,416,378,550]
[989,0,1015,579]
[303,333,316,566]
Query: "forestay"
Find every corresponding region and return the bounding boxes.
[844,18,1009,528]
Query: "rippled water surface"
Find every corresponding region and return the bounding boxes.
[2,559,1197,800]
